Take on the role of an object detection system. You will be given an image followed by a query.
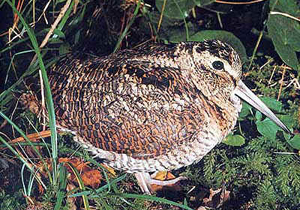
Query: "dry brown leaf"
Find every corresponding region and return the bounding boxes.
[35,157,118,193]
[150,171,183,193]
[81,169,102,188]
[59,157,102,188]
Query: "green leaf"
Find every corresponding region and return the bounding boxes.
[116,193,193,210]
[239,102,252,119]
[156,0,196,20]
[147,11,179,28]
[54,165,67,210]
[256,118,280,140]
[53,29,65,39]
[189,30,247,62]
[269,0,300,16]
[267,15,300,70]
[287,134,300,150]
[168,22,198,42]
[279,114,295,129]
[260,97,282,112]
[223,134,245,146]
[255,111,263,121]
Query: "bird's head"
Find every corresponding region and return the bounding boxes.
[184,40,291,134]
[175,40,242,106]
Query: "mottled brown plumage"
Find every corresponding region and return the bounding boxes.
[22,40,290,193]
[47,40,241,173]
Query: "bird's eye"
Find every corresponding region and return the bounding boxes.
[212,61,224,70]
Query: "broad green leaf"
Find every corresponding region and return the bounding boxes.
[267,15,300,70]
[269,14,300,51]
[189,30,247,62]
[256,118,280,140]
[279,114,295,129]
[269,0,300,16]
[156,0,195,20]
[260,97,282,112]
[239,102,252,119]
[283,130,293,141]
[169,29,189,42]
[147,11,180,28]
[223,134,245,146]
[255,111,263,122]
[168,22,198,42]
[287,134,300,150]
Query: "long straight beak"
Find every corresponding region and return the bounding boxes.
[235,81,292,135]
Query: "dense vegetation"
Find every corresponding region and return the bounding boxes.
[0,0,299,209]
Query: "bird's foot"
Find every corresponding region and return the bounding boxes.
[134,172,187,194]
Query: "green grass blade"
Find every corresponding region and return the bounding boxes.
[0,134,47,190]
[4,0,63,185]
[70,174,127,197]
[113,0,141,53]
[65,162,90,210]
[88,158,113,193]
[172,0,189,41]
[24,116,52,158]
[56,0,74,32]
[116,193,193,210]
[21,163,37,197]
[4,50,34,84]
[54,164,68,210]
[0,111,52,185]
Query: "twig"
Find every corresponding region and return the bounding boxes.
[286,78,300,90]
[277,65,286,101]
[0,130,52,151]
[260,58,273,70]
[270,11,300,22]
[268,66,276,85]
[157,0,167,35]
[30,0,72,66]
[35,0,51,25]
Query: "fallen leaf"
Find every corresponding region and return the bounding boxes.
[150,171,183,193]
[59,158,102,188]
[81,169,102,188]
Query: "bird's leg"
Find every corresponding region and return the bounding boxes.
[135,172,152,194]
[134,172,187,194]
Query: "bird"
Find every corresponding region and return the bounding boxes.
[21,40,291,194]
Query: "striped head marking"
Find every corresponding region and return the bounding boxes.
[192,40,242,82]
[180,40,243,103]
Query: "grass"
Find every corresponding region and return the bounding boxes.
[0,0,299,209]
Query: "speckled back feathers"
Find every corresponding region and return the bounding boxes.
[30,40,243,172]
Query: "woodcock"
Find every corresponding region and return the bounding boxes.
[22,40,291,194]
